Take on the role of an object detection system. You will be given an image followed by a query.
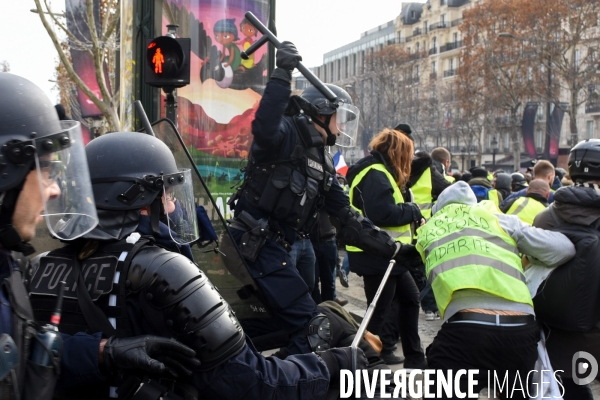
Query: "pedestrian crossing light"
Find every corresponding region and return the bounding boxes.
[144,36,190,88]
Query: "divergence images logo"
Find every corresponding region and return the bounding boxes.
[572,351,598,385]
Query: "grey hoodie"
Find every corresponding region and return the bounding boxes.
[427,182,576,321]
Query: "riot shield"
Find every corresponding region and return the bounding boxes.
[147,119,271,321]
[31,120,271,322]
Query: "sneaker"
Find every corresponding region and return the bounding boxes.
[333,298,348,307]
[338,269,349,288]
[380,350,405,365]
[425,311,441,321]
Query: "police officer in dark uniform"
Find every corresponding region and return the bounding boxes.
[30,131,365,400]
[0,73,198,400]
[229,41,418,357]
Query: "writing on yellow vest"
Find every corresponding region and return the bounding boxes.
[411,167,433,219]
[347,163,412,252]
[416,203,532,317]
[505,197,547,225]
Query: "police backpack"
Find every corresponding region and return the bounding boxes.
[533,216,600,331]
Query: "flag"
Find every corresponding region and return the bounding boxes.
[445,111,451,128]
[333,151,348,176]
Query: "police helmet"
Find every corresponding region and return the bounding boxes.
[0,73,98,242]
[86,132,199,244]
[300,84,360,148]
[301,84,353,116]
[0,73,63,191]
[86,132,180,211]
[511,173,528,191]
[568,139,600,183]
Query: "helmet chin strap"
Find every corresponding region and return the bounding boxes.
[312,115,337,147]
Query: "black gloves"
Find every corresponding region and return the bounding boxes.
[103,335,200,378]
[394,242,419,258]
[271,41,302,83]
[317,347,368,382]
[407,203,424,224]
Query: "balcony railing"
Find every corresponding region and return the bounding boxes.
[443,69,456,77]
[448,0,471,6]
[586,102,600,114]
[451,18,463,27]
[429,47,438,55]
[495,116,513,126]
[440,40,464,53]
[413,27,422,36]
[430,21,448,31]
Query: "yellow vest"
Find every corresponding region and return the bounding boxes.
[347,164,412,252]
[505,197,547,225]
[488,189,501,206]
[416,203,532,317]
[444,175,455,183]
[411,167,433,219]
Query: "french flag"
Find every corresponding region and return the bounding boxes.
[333,151,348,176]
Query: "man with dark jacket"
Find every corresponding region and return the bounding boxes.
[468,167,502,205]
[493,172,512,200]
[531,140,600,400]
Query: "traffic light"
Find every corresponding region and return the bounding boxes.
[144,36,190,88]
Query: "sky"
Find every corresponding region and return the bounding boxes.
[0,1,424,102]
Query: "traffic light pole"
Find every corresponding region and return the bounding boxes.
[163,86,177,127]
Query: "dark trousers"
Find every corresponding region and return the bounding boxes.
[229,228,318,355]
[363,272,424,364]
[419,279,438,312]
[311,238,338,303]
[560,377,593,400]
[426,320,540,399]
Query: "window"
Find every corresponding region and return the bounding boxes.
[432,60,437,74]
[411,10,416,19]
[453,32,458,45]
[505,132,510,150]
[441,0,447,5]
[433,37,438,49]
[416,42,420,52]
[397,31,402,43]
[575,49,581,69]
[424,21,429,33]
[588,120,594,139]
[450,58,454,70]
[441,14,447,25]
[416,65,420,78]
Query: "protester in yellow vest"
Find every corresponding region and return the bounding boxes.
[416,181,576,395]
[431,147,455,184]
[500,179,550,225]
[346,128,426,368]
[408,150,451,219]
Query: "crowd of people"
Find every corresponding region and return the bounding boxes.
[1,38,599,400]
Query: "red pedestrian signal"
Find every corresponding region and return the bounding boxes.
[144,36,190,88]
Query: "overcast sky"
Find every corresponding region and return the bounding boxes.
[0,1,424,101]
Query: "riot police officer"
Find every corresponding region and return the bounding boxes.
[30,131,365,399]
[0,73,197,400]
[229,41,417,357]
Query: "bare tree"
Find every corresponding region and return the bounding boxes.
[459,0,537,170]
[33,0,121,132]
[0,61,9,73]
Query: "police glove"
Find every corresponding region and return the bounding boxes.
[393,242,419,259]
[317,347,368,382]
[103,336,201,378]
[271,41,302,83]
[407,203,424,224]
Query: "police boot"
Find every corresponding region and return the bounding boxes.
[379,349,405,365]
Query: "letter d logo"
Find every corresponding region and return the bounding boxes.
[572,351,598,385]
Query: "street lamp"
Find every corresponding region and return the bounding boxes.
[491,136,499,170]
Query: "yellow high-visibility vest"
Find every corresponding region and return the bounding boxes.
[347,163,412,252]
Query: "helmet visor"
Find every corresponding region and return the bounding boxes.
[35,121,98,240]
[335,103,360,148]
[163,169,200,245]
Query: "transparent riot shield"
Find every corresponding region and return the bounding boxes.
[148,119,271,321]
